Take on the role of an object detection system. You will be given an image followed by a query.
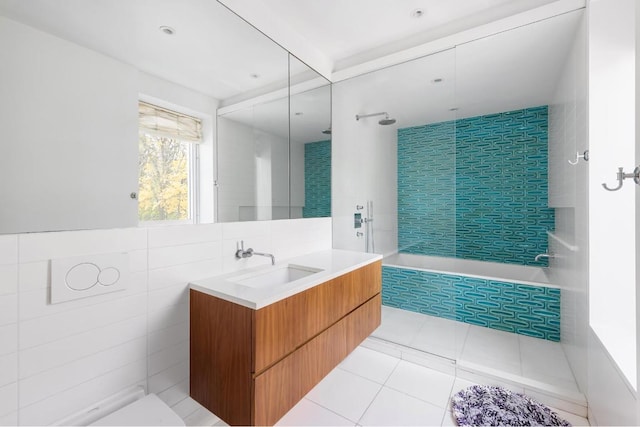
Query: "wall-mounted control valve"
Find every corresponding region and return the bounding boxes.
[354,213,362,228]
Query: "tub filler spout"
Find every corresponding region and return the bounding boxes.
[534,252,554,262]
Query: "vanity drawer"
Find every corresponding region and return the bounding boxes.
[253,293,381,426]
[253,260,381,373]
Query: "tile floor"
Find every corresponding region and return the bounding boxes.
[172,345,590,426]
[372,306,580,395]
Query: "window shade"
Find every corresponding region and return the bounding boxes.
[139,101,203,143]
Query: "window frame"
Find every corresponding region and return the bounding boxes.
[137,101,202,226]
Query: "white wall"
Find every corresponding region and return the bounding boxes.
[546,10,589,393]
[216,118,291,222]
[0,16,139,234]
[585,0,639,424]
[0,217,332,425]
[331,84,398,256]
[217,118,257,222]
[588,0,637,391]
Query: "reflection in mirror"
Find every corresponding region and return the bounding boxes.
[0,0,292,233]
[216,55,331,222]
[289,56,332,220]
[217,95,289,222]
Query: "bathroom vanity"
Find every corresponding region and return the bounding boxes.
[189,249,382,426]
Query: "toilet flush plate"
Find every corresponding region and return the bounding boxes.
[51,252,129,304]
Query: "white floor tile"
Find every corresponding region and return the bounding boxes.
[183,407,221,426]
[453,371,525,395]
[385,361,455,408]
[460,325,522,371]
[408,318,461,360]
[172,397,203,419]
[276,399,355,426]
[525,389,587,417]
[338,347,400,384]
[458,353,521,376]
[359,387,446,426]
[550,407,590,426]
[305,368,383,423]
[441,410,458,426]
[372,307,427,346]
[449,377,479,406]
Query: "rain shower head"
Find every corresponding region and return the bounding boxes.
[355,111,396,126]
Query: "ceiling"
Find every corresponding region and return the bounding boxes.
[258,0,561,69]
[0,0,583,141]
[0,0,569,101]
[349,8,582,129]
[0,0,292,101]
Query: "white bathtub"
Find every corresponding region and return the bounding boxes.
[383,253,553,288]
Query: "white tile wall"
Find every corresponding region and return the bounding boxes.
[331,77,399,257]
[0,217,331,425]
[0,236,17,426]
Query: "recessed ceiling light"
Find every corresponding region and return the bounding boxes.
[294,112,304,116]
[250,73,260,79]
[412,8,425,18]
[432,78,443,84]
[159,26,175,35]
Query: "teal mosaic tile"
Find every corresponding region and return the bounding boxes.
[382,265,560,341]
[397,106,554,266]
[303,140,331,218]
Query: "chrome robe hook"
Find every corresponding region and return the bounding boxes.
[602,166,640,191]
[568,150,589,165]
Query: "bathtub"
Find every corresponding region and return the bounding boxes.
[382,253,560,341]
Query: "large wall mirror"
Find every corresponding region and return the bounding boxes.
[217,56,331,222]
[0,0,331,233]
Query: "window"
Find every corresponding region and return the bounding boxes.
[138,101,202,223]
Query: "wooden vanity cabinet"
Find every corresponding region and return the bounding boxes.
[190,261,382,426]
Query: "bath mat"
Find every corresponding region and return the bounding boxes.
[451,385,571,426]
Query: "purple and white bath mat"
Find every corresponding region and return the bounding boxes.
[451,385,571,426]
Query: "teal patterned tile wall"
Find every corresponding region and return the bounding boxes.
[382,265,560,341]
[398,107,554,266]
[397,121,456,256]
[303,140,331,218]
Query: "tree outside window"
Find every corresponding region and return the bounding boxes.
[138,133,190,221]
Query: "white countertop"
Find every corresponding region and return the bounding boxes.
[189,249,382,309]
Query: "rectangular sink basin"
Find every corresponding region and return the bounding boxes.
[231,264,324,288]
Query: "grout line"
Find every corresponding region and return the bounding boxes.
[171,397,202,421]
[18,279,148,323]
[18,357,147,411]
[148,360,189,395]
[354,383,384,426]
[18,301,147,353]
[291,398,355,426]
[18,322,147,381]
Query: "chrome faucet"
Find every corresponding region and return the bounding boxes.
[534,251,554,262]
[235,241,275,265]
